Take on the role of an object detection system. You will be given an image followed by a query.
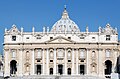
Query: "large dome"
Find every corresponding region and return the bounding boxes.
[51,7,80,33]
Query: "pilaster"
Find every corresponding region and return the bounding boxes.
[54,48,56,75]
[46,48,49,75]
[76,49,78,75]
[86,48,89,75]
[31,49,35,75]
[98,49,104,77]
[4,49,10,77]
[64,48,67,75]
[42,49,45,75]
[72,48,75,75]
[18,49,23,76]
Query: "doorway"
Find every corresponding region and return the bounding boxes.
[58,64,63,75]
[37,65,41,75]
[67,68,71,75]
[10,60,17,75]
[50,68,53,75]
[105,60,112,75]
[80,65,85,75]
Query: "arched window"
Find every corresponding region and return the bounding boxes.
[80,49,85,59]
[80,51,84,58]
[106,49,111,57]
[26,51,29,58]
[92,65,95,72]
[26,65,30,72]
[12,50,16,58]
[12,51,15,58]
[92,51,95,58]
[68,51,71,58]
[37,49,41,58]
[91,63,97,73]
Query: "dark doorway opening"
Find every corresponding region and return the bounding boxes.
[105,60,112,75]
[0,61,3,71]
[37,65,41,75]
[58,64,63,75]
[116,56,120,74]
[50,68,53,75]
[10,60,17,75]
[67,68,71,75]
[80,65,85,75]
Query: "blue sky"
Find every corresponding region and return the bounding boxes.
[0,0,120,54]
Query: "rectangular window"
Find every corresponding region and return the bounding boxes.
[68,37,71,39]
[92,37,95,39]
[26,37,29,39]
[80,37,84,39]
[36,37,41,39]
[50,60,53,62]
[12,36,16,41]
[106,35,110,41]
[68,60,71,62]
[50,37,53,40]
[37,60,40,62]
[26,51,29,58]
[80,60,84,62]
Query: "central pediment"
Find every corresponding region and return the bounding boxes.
[44,36,76,44]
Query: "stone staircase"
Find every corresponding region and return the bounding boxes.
[8,75,106,79]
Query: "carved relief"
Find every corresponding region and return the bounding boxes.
[6,24,20,35]
[101,23,117,34]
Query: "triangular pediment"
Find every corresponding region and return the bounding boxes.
[8,24,20,35]
[45,36,76,44]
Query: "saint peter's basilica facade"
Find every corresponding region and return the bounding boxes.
[3,8,120,78]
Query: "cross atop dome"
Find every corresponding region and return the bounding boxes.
[64,5,66,10]
[62,5,69,19]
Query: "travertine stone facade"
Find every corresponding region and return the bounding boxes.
[3,7,120,78]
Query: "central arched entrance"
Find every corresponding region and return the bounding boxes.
[58,64,63,75]
[10,60,17,75]
[67,68,71,75]
[104,60,112,75]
